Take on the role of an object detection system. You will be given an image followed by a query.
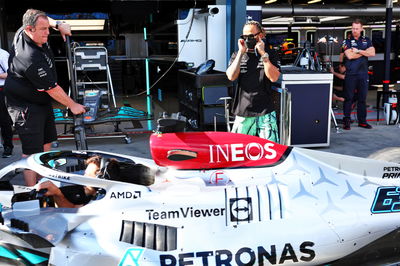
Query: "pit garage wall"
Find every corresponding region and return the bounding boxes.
[177,5,227,71]
[176,4,265,72]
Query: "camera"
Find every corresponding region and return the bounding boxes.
[245,37,257,51]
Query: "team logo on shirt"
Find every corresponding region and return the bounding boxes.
[341,40,347,49]
[37,67,47,78]
[43,52,53,68]
[362,38,368,48]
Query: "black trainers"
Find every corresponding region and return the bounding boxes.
[2,146,13,158]
[343,118,351,130]
[358,123,372,129]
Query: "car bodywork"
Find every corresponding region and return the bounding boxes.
[0,131,400,265]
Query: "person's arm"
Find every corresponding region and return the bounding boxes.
[344,48,362,60]
[260,53,280,82]
[46,85,86,115]
[226,39,247,81]
[52,191,77,208]
[359,46,375,57]
[346,46,375,60]
[339,52,345,64]
[330,67,345,80]
[0,56,8,80]
[47,17,71,42]
[333,85,344,91]
[36,181,77,208]
[256,40,280,82]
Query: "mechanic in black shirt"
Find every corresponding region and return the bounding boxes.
[226,20,281,142]
[4,9,86,186]
[342,18,375,130]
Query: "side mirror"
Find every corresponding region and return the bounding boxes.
[48,158,67,168]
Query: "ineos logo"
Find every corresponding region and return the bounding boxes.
[209,142,277,163]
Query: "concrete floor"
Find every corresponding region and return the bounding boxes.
[314,123,400,158]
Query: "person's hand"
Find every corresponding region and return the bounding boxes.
[85,162,100,178]
[58,22,72,42]
[329,67,334,73]
[70,103,87,115]
[238,38,247,55]
[351,47,360,54]
[255,39,265,55]
[36,181,62,197]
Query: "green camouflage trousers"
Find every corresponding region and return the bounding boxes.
[231,111,280,143]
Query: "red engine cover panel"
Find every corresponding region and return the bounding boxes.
[150,132,290,169]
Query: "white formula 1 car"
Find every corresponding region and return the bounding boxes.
[0,131,400,266]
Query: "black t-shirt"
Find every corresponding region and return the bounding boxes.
[229,45,279,117]
[333,68,345,87]
[333,75,344,87]
[4,27,57,106]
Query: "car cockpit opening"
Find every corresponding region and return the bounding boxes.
[7,151,155,208]
[38,151,155,186]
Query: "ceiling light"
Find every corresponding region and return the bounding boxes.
[319,16,349,22]
[262,16,349,25]
[62,19,105,31]
[394,0,398,3]
[262,16,293,25]
[265,0,277,3]
[307,0,322,3]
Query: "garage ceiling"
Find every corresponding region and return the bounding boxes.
[249,0,397,4]
[1,0,398,33]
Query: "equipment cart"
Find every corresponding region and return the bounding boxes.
[54,42,152,148]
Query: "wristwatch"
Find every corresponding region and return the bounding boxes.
[261,52,269,61]
[55,21,63,30]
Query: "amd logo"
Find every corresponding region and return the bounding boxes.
[110,191,141,199]
[209,143,277,163]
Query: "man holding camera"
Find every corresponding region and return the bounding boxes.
[226,21,281,142]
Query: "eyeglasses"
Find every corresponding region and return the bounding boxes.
[240,32,261,39]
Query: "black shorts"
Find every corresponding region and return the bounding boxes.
[8,104,57,155]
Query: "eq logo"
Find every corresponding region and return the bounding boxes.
[230,197,253,222]
[119,248,144,266]
[371,186,400,213]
